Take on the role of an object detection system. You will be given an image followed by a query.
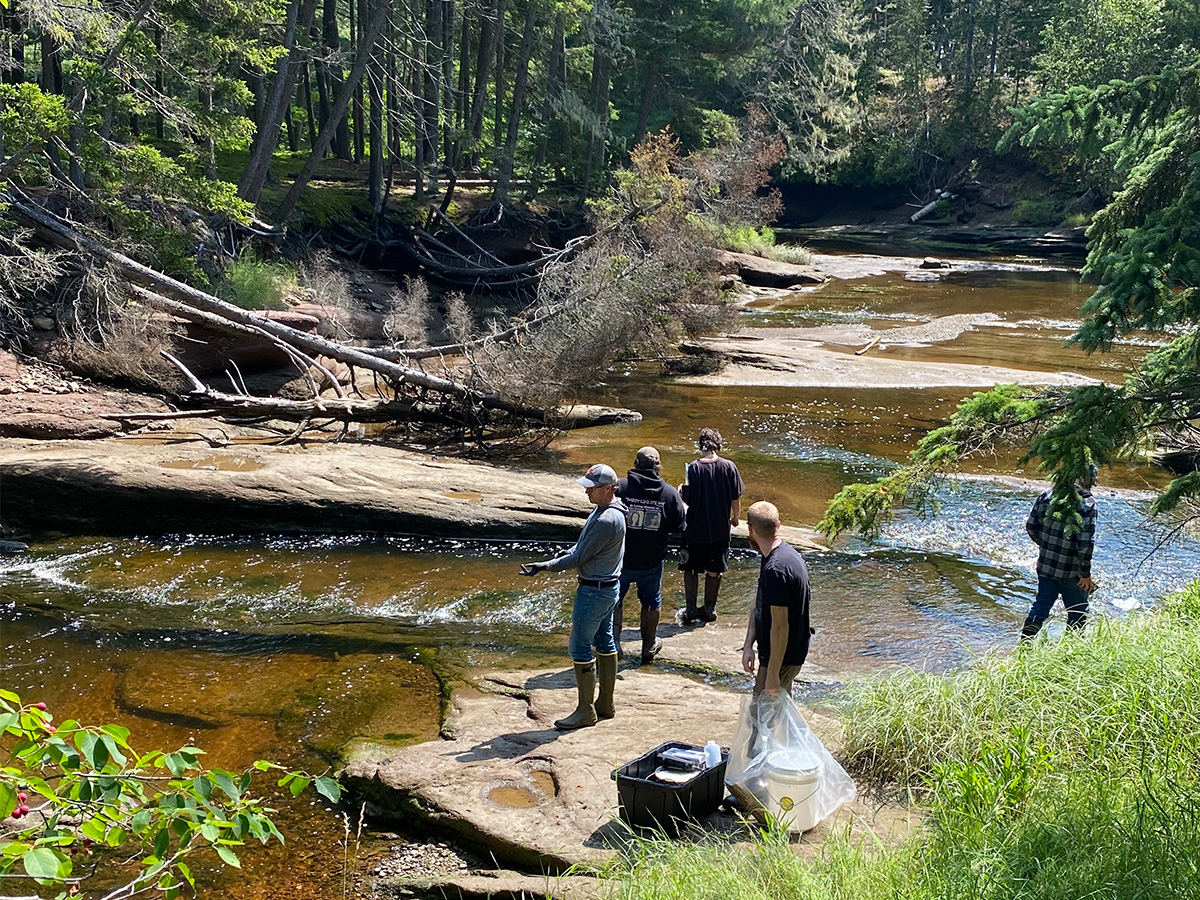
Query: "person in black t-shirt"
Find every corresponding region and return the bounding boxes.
[678,427,744,624]
[740,501,812,696]
[615,447,686,662]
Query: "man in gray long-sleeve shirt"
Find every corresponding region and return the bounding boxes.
[521,463,626,730]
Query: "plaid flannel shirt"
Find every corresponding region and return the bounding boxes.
[1025,488,1097,580]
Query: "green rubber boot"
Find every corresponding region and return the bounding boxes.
[595,651,618,720]
[554,661,598,730]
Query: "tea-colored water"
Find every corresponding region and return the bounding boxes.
[3,259,1198,896]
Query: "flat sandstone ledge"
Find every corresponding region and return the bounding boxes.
[342,666,920,877]
[0,439,823,548]
[678,336,1102,389]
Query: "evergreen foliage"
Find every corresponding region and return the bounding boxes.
[821,64,1200,540]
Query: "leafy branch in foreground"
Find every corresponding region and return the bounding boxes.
[0,689,341,900]
[821,65,1200,540]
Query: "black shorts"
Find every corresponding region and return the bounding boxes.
[678,541,730,574]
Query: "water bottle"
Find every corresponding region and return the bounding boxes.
[704,740,721,769]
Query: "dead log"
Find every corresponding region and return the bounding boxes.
[4,192,552,424]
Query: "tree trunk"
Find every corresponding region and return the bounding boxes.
[239,0,317,204]
[467,0,507,166]
[493,2,506,151]
[531,10,564,188]
[632,61,658,148]
[303,60,318,147]
[412,8,426,200]
[442,0,455,165]
[581,28,611,194]
[40,32,62,95]
[273,0,392,221]
[3,5,25,85]
[199,82,216,178]
[494,0,535,201]
[367,0,387,213]
[423,0,440,181]
[321,0,352,159]
[352,0,366,162]
[152,27,163,138]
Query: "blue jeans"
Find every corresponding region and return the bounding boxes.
[619,564,664,611]
[1030,576,1090,629]
[568,583,619,662]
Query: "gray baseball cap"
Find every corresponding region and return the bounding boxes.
[577,463,618,487]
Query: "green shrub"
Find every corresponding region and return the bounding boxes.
[218,256,296,310]
[1011,197,1059,225]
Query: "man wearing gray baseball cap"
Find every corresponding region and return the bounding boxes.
[521,463,627,729]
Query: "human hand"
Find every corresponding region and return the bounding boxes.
[520,562,547,576]
[1078,576,1096,593]
[742,644,756,674]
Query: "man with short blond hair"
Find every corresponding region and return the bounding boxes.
[741,501,812,697]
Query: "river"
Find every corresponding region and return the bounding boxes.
[2,256,1198,896]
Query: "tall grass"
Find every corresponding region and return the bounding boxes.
[600,581,1200,900]
[845,581,1200,788]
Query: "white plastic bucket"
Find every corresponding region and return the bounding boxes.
[761,749,820,832]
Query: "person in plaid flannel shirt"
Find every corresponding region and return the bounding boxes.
[1020,464,1099,640]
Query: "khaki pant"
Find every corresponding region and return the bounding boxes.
[752,663,803,697]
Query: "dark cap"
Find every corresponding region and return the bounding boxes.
[634,446,661,471]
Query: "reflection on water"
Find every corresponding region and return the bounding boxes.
[2,258,1198,895]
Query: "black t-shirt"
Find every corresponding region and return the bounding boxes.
[754,541,812,668]
[680,456,744,545]
[617,470,686,570]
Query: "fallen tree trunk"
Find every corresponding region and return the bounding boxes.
[5,191,553,424]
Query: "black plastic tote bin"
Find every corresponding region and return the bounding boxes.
[614,741,728,835]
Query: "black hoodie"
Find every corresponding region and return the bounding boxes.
[616,469,687,570]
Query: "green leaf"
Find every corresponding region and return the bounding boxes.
[213,772,241,801]
[0,712,18,732]
[193,775,213,799]
[313,776,341,803]
[153,828,170,859]
[164,753,186,777]
[22,847,71,881]
[130,808,152,834]
[80,818,108,843]
[215,845,241,868]
[100,723,131,746]
[200,822,221,842]
[0,689,19,703]
[287,775,310,797]
[177,860,194,886]
[100,734,128,767]
[0,782,16,818]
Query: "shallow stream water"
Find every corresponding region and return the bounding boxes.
[3,258,1198,895]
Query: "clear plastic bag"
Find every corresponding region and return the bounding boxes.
[725,692,856,829]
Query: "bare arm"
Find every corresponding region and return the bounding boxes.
[765,605,790,694]
[730,497,740,528]
[742,614,757,674]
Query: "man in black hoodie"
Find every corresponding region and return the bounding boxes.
[615,447,687,663]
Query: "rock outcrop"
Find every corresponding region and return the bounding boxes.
[0,440,823,548]
[718,251,829,288]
